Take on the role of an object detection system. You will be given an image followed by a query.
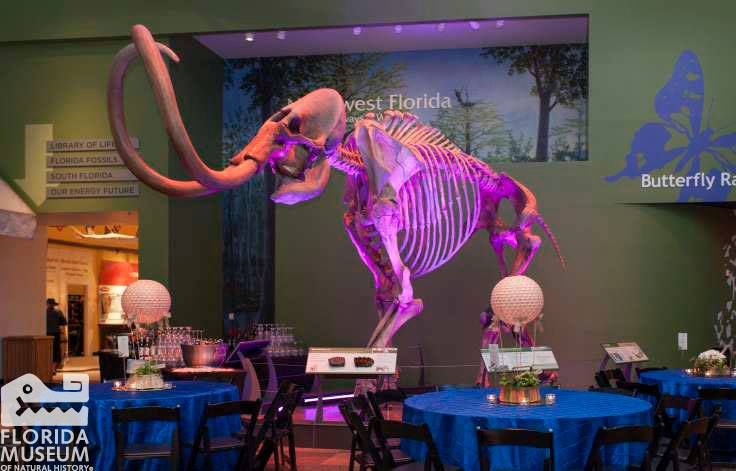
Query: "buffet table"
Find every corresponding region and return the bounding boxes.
[402,388,652,471]
[73,381,241,470]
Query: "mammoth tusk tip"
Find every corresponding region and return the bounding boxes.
[131,24,150,35]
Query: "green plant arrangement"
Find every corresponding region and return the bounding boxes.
[128,360,165,390]
[134,360,160,376]
[499,369,542,388]
[498,368,542,404]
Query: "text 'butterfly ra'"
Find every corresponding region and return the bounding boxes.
[606,50,736,202]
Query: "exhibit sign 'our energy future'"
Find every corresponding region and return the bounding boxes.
[604,50,736,203]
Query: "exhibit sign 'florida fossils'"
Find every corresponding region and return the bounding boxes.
[108,25,564,348]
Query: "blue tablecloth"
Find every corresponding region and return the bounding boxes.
[67,381,241,470]
[639,368,736,459]
[402,388,652,471]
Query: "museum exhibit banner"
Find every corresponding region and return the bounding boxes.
[597,49,736,204]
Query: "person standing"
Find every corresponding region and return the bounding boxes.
[46,298,67,373]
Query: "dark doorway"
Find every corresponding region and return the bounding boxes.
[67,289,85,357]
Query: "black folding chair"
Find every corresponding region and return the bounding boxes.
[476,427,554,471]
[653,395,701,443]
[112,406,181,471]
[372,418,444,471]
[635,367,667,377]
[339,402,393,471]
[616,381,661,403]
[655,412,720,471]
[367,389,407,421]
[253,380,305,471]
[588,386,636,396]
[187,399,261,471]
[584,425,654,471]
[595,369,626,388]
[271,385,304,470]
[697,388,736,468]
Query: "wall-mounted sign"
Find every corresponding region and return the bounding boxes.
[46,138,139,153]
[44,137,140,199]
[46,183,139,199]
[47,167,136,183]
[47,153,125,167]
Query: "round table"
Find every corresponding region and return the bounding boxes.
[80,381,241,470]
[402,388,653,471]
[639,369,736,458]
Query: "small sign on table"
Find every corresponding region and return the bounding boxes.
[305,347,398,422]
[481,346,559,372]
[600,342,649,381]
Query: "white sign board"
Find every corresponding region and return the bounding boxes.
[306,347,398,375]
[47,183,139,199]
[46,138,139,152]
[47,153,125,167]
[47,167,136,183]
[481,346,559,372]
[601,342,649,364]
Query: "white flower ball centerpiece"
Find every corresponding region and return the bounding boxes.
[490,275,545,404]
[490,275,544,330]
[692,349,729,377]
[121,279,171,326]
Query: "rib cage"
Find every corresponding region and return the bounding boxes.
[397,143,484,278]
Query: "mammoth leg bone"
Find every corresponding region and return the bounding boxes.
[366,197,423,348]
[485,173,565,275]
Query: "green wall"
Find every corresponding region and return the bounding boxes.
[167,35,225,335]
[0,39,170,283]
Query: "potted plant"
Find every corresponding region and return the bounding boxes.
[692,349,730,377]
[128,360,165,389]
[499,369,542,404]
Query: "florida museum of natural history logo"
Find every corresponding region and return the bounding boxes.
[1,373,93,470]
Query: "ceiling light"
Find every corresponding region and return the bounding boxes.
[394,25,403,34]
[436,22,446,32]
[496,20,505,29]
[352,26,362,36]
[469,21,480,30]
[276,30,286,40]
[244,32,255,42]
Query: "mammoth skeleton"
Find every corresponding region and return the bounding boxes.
[109,25,564,348]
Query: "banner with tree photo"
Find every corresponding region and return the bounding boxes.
[221,43,588,322]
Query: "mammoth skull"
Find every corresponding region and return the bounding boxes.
[107,24,345,200]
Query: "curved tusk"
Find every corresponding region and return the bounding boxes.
[128,24,261,191]
[108,43,213,197]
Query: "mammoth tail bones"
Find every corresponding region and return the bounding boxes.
[108,25,565,348]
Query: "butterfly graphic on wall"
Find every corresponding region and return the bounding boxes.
[606,50,736,202]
